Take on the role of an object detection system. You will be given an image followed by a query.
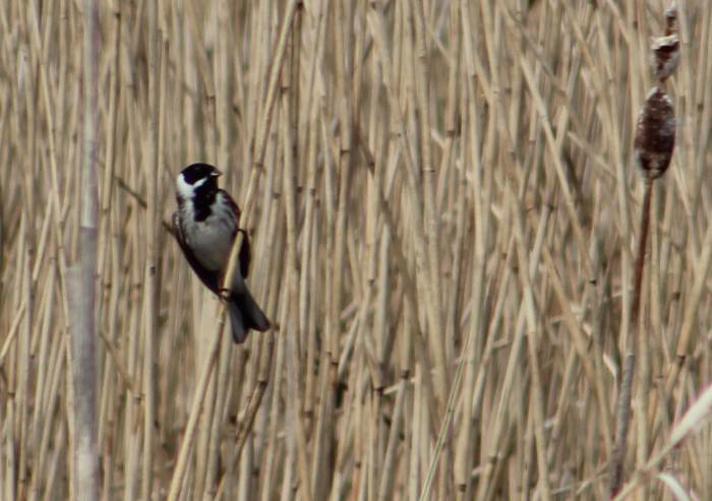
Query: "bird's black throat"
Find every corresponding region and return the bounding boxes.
[191,181,218,222]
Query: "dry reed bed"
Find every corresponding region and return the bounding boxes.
[0,0,711,500]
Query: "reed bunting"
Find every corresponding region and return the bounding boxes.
[173,163,270,343]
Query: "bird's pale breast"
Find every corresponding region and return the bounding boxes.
[181,203,235,271]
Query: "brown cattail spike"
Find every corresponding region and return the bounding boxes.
[634,87,675,180]
[651,34,680,82]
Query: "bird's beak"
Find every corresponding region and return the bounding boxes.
[212,169,223,178]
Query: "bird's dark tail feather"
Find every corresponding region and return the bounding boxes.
[228,288,270,343]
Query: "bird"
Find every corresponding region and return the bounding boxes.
[172,163,270,343]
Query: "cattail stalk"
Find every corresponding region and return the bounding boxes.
[609,177,653,495]
[609,5,679,496]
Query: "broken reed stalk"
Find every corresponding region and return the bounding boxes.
[609,177,652,496]
[609,6,679,497]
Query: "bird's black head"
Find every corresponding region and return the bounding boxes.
[176,163,222,202]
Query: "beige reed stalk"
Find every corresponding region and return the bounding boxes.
[140,1,163,500]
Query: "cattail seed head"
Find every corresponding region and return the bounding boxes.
[634,87,675,180]
[651,34,680,82]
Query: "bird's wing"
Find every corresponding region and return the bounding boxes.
[172,211,221,294]
[220,190,252,278]
[238,231,251,279]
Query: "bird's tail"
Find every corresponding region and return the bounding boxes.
[228,288,270,343]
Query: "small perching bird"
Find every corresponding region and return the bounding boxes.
[172,163,270,343]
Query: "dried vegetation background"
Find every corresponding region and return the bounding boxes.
[0,0,711,500]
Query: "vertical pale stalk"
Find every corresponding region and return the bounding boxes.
[509,189,552,501]
[141,1,162,500]
[67,1,100,500]
[411,0,444,377]
[454,1,487,497]
[312,1,353,496]
[277,15,313,499]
